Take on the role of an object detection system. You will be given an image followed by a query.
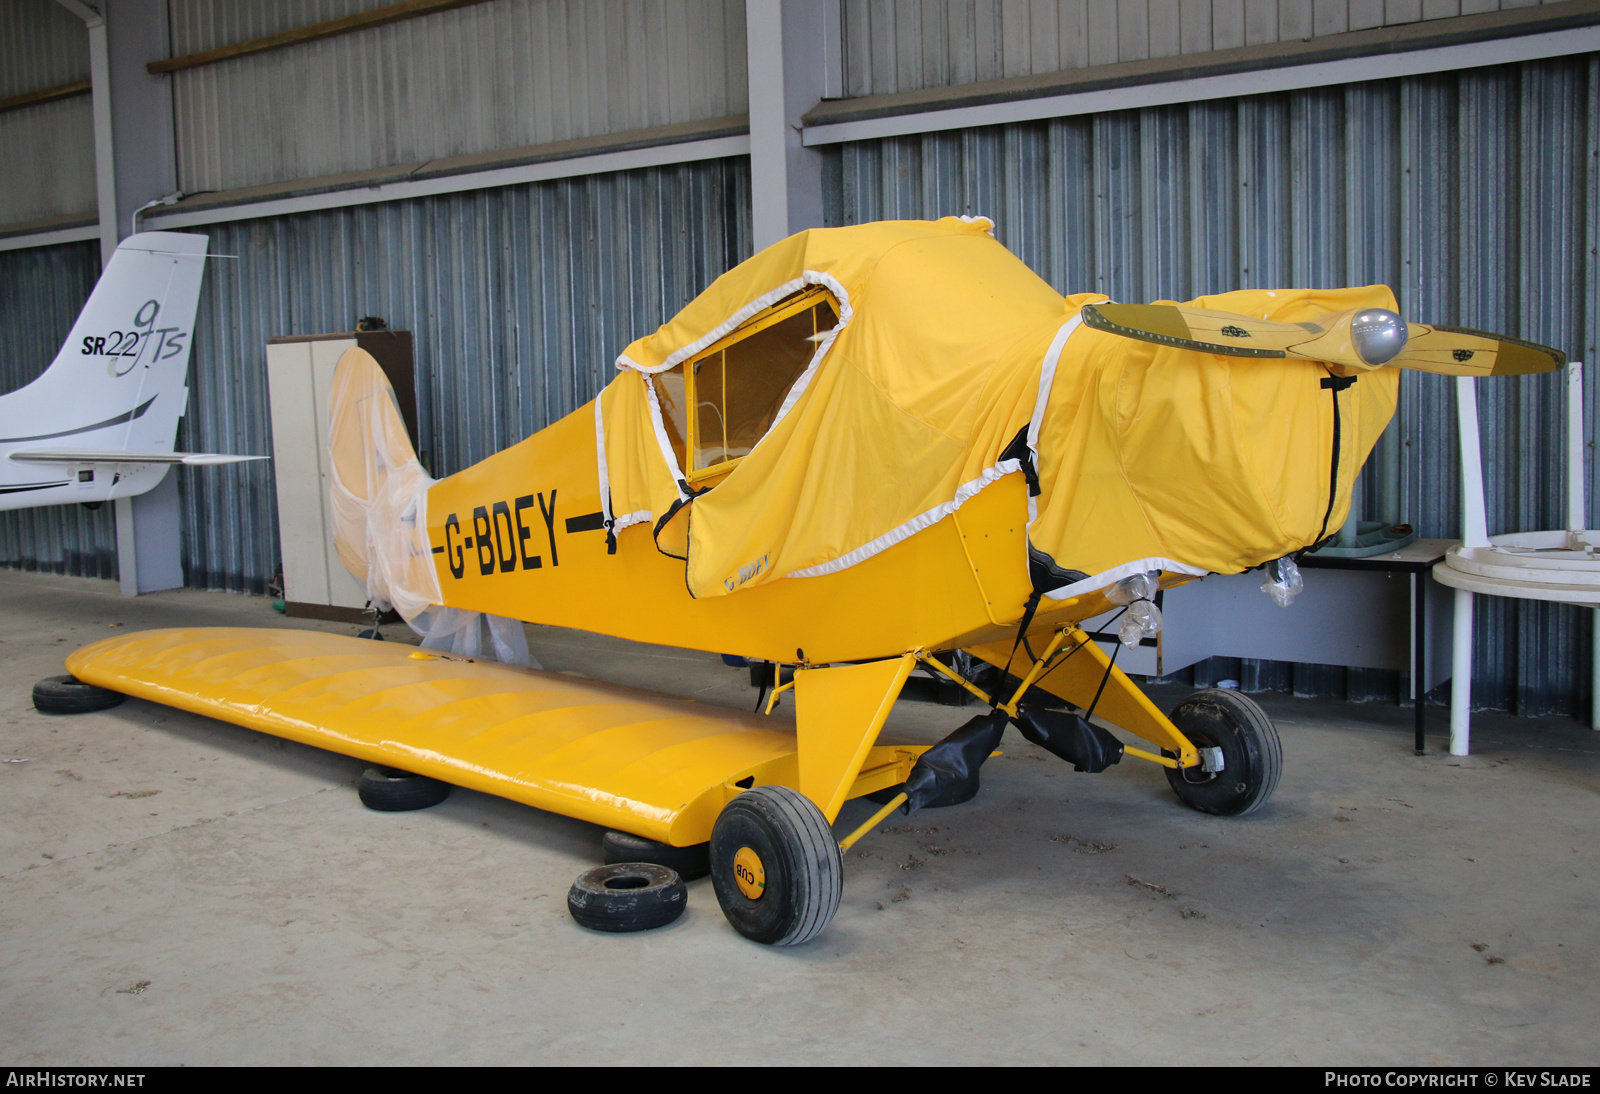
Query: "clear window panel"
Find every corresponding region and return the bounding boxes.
[693,353,727,469]
[691,300,834,474]
[654,365,688,471]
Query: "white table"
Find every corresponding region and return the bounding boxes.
[1432,364,1598,755]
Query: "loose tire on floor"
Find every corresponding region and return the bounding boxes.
[1164,689,1282,817]
[567,863,687,933]
[602,830,710,881]
[356,767,451,811]
[32,675,124,715]
[709,785,842,946]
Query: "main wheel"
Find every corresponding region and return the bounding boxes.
[602,830,710,881]
[709,785,841,946]
[1164,689,1282,816]
[356,767,450,811]
[32,675,124,715]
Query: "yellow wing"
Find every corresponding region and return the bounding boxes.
[65,627,926,846]
[1082,303,1566,376]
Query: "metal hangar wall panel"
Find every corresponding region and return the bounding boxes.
[827,51,1599,715]
[167,0,750,195]
[177,157,753,595]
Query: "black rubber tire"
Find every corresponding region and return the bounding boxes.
[356,767,451,811]
[709,785,842,946]
[567,863,687,933]
[1164,689,1282,817]
[32,675,124,715]
[602,831,710,881]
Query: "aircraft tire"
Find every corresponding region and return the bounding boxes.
[31,675,124,715]
[602,831,710,881]
[356,767,451,811]
[709,785,841,946]
[567,863,687,933]
[1163,689,1282,817]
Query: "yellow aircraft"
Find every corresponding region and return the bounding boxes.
[55,217,1562,945]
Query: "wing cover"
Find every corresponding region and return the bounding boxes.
[67,627,835,845]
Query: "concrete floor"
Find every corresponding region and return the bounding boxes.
[1,568,1596,1066]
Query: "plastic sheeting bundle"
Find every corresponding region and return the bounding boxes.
[326,348,536,668]
[1106,570,1163,649]
[1259,557,1305,608]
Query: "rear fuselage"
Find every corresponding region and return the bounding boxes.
[422,400,1076,663]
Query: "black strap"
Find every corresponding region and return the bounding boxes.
[1314,372,1356,544]
[1085,638,1121,722]
[1031,612,1107,690]
[999,426,1041,497]
[1001,588,1045,699]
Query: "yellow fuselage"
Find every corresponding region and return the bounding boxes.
[424,400,1090,664]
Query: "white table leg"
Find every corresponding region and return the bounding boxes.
[1450,588,1474,756]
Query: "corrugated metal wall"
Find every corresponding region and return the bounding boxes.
[168,0,750,195]
[169,0,398,50]
[0,0,95,226]
[0,0,91,94]
[840,0,1570,97]
[177,156,752,592]
[827,52,1598,716]
[0,240,117,577]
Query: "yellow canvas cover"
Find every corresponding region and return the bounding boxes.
[598,217,1397,602]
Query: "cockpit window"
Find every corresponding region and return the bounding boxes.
[652,286,838,483]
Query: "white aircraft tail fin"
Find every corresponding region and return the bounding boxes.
[0,232,255,512]
[11,231,208,448]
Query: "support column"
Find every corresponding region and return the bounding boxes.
[97,0,185,595]
[747,0,838,250]
[51,2,116,266]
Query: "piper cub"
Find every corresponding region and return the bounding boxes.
[58,217,1561,945]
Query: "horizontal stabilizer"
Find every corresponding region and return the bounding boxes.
[8,448,268,466]
[1082,303,1566,376]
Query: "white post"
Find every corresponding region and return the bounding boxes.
[1451,588,1474,756]
[1456,376,1489,549]
[1448,375,1489,756]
